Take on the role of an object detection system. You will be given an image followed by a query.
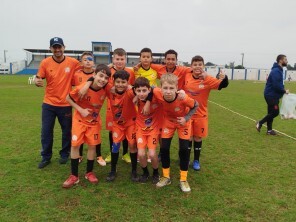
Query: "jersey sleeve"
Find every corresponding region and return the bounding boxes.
[37,60,47,79]
[68,86,80,102]
[152,87,163,101]
[206,76,222,90]
[184,94,195,108]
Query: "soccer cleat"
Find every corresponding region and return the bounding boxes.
[104,153,111,163]
[180,181,191,192]
[131,171,139,182]
[156,177,171,188]
[122,153,131,163]
[38,160,51,169]
[85,172,99,184]
[97,156,106,166]
[139,174,149,183]
[267,130,277,135]
[59,157,68,164]
[152,174,160,184]
[256,122,262,132]
[106,171,116,182]
[192,160,201,171]
[78,156,83,164]
[62,175,79,188]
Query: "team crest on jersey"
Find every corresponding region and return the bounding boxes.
[145,117,152,126]
[72,135,78,141]
[115,111,122,119]
[65,67,71,73]
[163,128,169,134]
[91,112,98,119]
[107,122,113,127]
[199,83,205,89]
[174,107,180,112]
[137,138,143,144]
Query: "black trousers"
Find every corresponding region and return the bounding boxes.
[259,96,280,131]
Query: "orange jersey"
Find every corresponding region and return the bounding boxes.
[72,70,94,86]
[152,87,195,124]
[183,72,221,118]
[136,97,163,132]
[69,83,108,126]
[109,66,135,85]
[37,56,80,106]
[150,64,190,89]
[106,88,137,126]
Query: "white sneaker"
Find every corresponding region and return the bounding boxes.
[156,177,171,188]
[180,181,191,192]
[97,156,106,166]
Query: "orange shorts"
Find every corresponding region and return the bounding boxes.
[191,117,208,138]
[136,126,160,149]
[161,119,192,140]
[112,122,136,145]
[105,99,113,131]
[71,120,101,147]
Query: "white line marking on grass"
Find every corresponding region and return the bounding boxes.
[209,100,296,141]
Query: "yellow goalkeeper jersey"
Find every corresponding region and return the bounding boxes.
[135,66,158,87]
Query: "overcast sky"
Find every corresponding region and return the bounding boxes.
[1,0,296,69]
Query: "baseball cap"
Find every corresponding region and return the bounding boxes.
[50,37,64,47]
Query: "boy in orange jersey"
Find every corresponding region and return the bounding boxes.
[133,77,162,184]
[105,70,139,182]
[105,48,135,164]
[150,49,190,89]
[35,37,80,169]
[62,64,111,188]
[72,52,106,166]
[183,56,228,171]
[153,74,198,192]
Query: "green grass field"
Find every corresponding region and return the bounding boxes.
[0,75,295,222]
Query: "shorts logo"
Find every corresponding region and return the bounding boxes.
[145,117,152,126]
[174,107,180,112]
[65,67,70,73]
[137,138,143,144]
[107,122,113,127]
[113,132,118,138]
[72,135,78,141]
[100,95,106,100]
[163,128,169,134]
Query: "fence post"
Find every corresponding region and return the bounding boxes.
[231,68,234,80]
[244,69,247,80]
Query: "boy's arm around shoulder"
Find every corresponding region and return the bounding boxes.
[66,91,91,118]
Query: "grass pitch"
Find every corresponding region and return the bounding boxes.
[0,75,295,221]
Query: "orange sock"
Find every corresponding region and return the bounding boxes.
[180,170,188,181]
[162,168,170,178]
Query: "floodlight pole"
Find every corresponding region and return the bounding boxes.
[241,53,244,67]
[4,50,7,63]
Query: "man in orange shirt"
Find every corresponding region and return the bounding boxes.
[153,74,198,192]
[183,56,228,171]
[35,37,80,169]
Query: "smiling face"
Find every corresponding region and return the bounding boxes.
[164,54,177,70]
[161,81,178,101]
[93,71,109,89]
[50,44,65,59]
[114,78,128,93]
[191,61,204,78]
[113,54,126,70]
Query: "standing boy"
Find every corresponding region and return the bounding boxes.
[62,64,111,188]
[183,56,229,171]
[153,74,198,192]
[134,77,162,184]
[35,37,80,169]
[105,70,138,182]
[72,52,106,166]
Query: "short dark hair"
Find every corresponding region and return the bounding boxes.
[95,64,111,77]
[165,49,178,59]
[81,51,94,59]
[140,47,152,56]
[191,55,204,65]
[276,54,286,63]
[113,48,127,57]
[113,70,130,81]
[134,77,150,89]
